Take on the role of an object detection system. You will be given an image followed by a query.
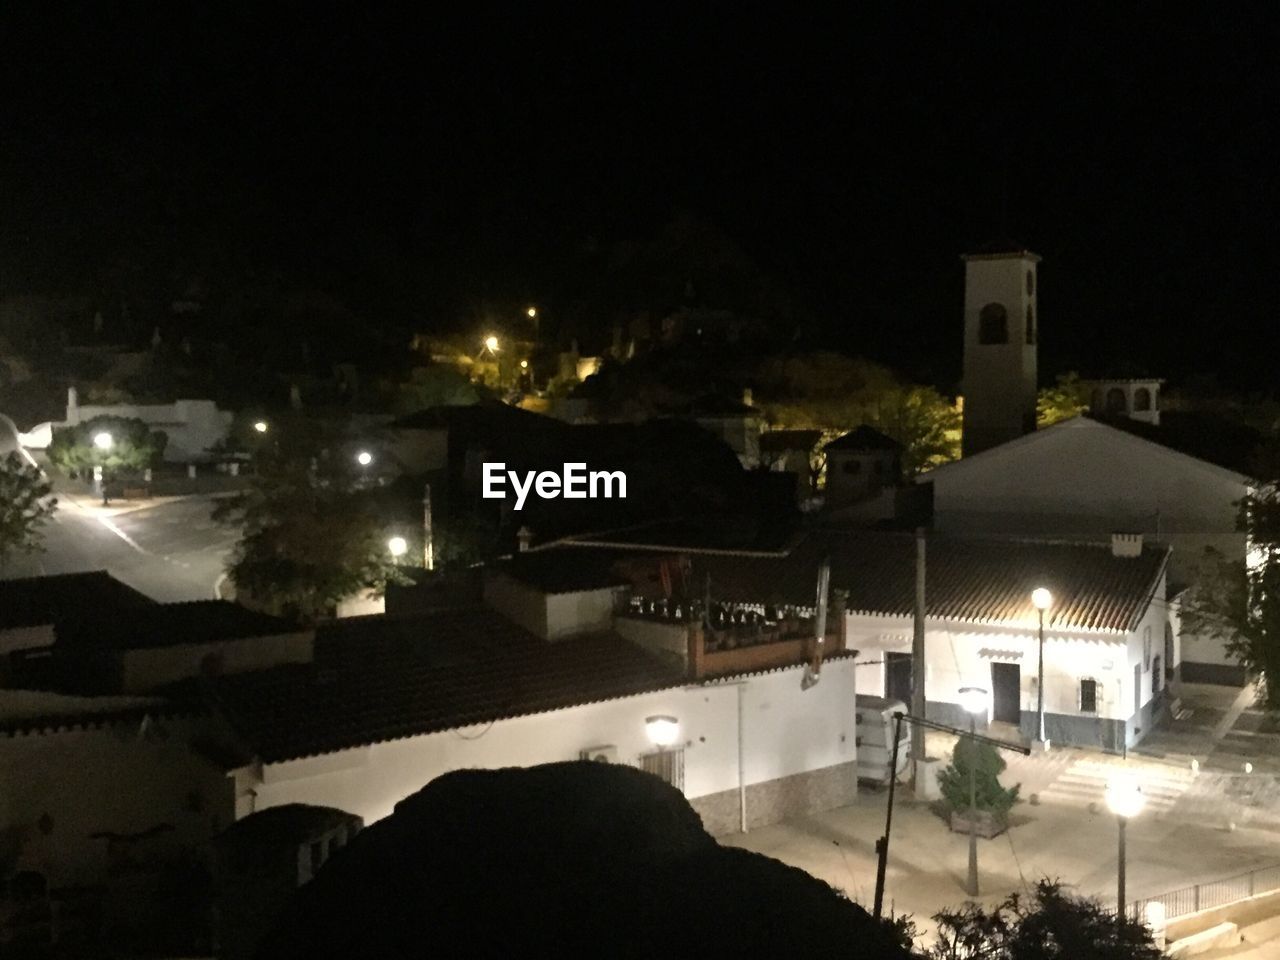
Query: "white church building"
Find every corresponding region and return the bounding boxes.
[931,246,1251,685]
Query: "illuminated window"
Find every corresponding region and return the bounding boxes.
[1134,387,1151,411]
[1025,304,1035,344]
[978,303,1009,344]
[1080,678,1098,713]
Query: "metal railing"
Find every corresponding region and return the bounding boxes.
[1129,863,1280,921]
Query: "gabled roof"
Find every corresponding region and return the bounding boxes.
[923,415,1253,484]
[209,610,683,763]
[0,571,155,630]
[824,426,900,452]
[686,531,1167,634]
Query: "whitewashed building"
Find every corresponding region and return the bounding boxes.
[919,415,1252,683]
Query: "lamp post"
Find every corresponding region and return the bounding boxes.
[93,432,113,504]
[958,685,989,897]
[1031,587,1053,749]
[1106,774,1145,932]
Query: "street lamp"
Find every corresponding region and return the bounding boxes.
[356,451,373,467]
[520,359,529,370]
[526,307,537,319]
[645,715,680,749]
[1031,587,1053,749]
[1106,774,1145,930]
[484,335,499,353]
[93,431,114,451]
[387,536,408,559]
[253,420,268,434]
[958,685,988,897]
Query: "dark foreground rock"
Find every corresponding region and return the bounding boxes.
[256,761,911,959]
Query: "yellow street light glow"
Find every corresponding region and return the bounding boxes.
[356,451,373,466]
[520,359,528,369]
[527,307,537,318]
[93,431,114,451]
[484,335,499,352]
[1031,587,1053,611]
[253,420,268,433]
[387,536,408,558]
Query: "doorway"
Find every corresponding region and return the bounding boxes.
[991,662,1021,724]
[885,652,912,706]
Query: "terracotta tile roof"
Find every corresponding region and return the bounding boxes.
[56,600,296,649]
[688,532,1167,634]
[209,609,683,763]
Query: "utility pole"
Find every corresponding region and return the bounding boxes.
[911,527,927,784]
[423,483,434,571]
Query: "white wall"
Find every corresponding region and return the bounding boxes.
[0,625,54,657]
[849,611,1141,724]
[0,718,233,887]
[67,398,233,462]
[925,419,1248,582]
[239,659,858,828]
[544,587,625,641]
[120,631,314,692]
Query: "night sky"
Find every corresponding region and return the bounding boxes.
[2,5,1278,389]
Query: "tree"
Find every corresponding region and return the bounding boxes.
[217,425,409,622]
[1037,372,1089,428]
[0,452,57,567]
[47,415,168,475]
[756,352,960,477]
[926,879,1165,959]
[1180,438,1280,709]
[936,739,1020,816]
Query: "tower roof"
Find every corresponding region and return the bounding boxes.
[961,241,1041,263]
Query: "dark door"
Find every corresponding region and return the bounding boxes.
[991,662,1021,724]
[885,652,912,705]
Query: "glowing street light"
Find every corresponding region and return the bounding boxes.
[645,715,680,749]
[958,686,988,897]
[1031,587,1053,749]
[526,306,537,319]
[253,420,268,434]
[387,536,408,558]
[520,359,529,370]
[484,335,499,353]
[93,431,114,451]
[356,451,373,467]
[1106,774,1145,929]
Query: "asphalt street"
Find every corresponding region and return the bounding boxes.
[3,410,237,602]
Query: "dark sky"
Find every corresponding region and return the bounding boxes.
[2,5,1278,388]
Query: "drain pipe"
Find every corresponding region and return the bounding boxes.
[738,681,747,832]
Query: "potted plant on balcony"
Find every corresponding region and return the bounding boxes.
[938,738,1020,838]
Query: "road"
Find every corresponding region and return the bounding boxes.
[3,410,237,601]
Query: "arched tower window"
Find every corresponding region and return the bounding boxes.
[1133,387,1152,411]
[978,303,1009,344]
[1025,304,1035,344]
[1105,387,1127,414]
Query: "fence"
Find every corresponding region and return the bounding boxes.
[1129,862,1280,922]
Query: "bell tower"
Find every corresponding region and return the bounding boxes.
[961,247,1040,457]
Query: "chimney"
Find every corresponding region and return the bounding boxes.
[517,526,533,552]
[1111,533,1143,558]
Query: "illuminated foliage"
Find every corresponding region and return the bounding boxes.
[48,415,168,474]
[1036,372,1089,428]
[0,452,57,567]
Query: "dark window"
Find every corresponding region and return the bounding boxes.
[872,459,884,476]
[1025,304,1036,344]
[1026,270,1035,296]
[1134,387,1152,411]
[978,303,1009,344]
[640,749,685,792]
[843,460,862,475]
[1105,388,1127,414]
[1080,679,1098,713]
[1152,657,1163,695]
[309,841,324,874]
